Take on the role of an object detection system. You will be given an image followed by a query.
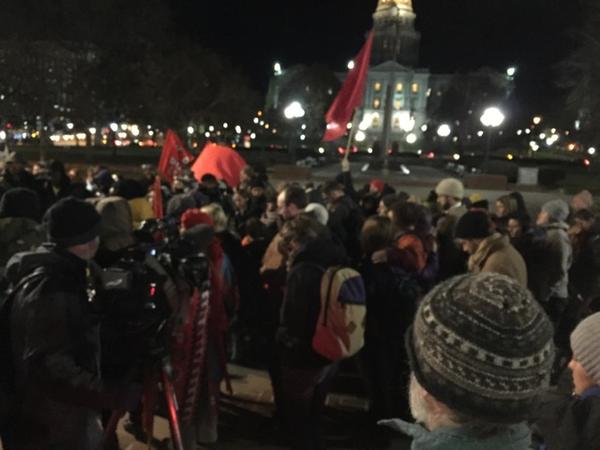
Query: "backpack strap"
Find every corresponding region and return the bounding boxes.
[323,266,344,326]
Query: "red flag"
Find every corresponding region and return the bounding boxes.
[323,32,374,142]
[152,175,163,219]
[191,142,247,188]
[158,129,193,183]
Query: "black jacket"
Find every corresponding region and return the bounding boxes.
[327,195,362,265]
[277,238,347,368]
[7,246,129,449]
[534,387,600,450]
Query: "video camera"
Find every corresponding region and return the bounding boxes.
[95,218,211,376]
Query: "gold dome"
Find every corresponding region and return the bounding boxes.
[377,0,413,11]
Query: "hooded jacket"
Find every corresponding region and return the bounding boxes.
[468,233,528,287]
[276,237,347,368]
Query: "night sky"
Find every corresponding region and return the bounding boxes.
[169,0,582,115]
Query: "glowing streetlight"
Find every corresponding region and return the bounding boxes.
[109,123,118,132]
[318,147,325,154]
[506,66,517,78]
[453,153,461,161]
[355,131,366,142]
[187,126,194,135]
[284,101,305,119]
[480,107,505,128]
[88,127,97,135]
[347,60,355,70]
[66,122,74,130]
[406,133,417,144]
[588,147,597,156]
[437,124,451,138]
[235,125,242,134]
[533,116,542,125]
[274,62,282,76]
[0,131,6,141]
[480,107,505,163]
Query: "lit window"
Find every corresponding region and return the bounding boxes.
[374,82,382,92]
[373,98,381,109]
[394,100,403,110]
[411,83,419,93]
[396,83,403,92]
[393,117,401,128]
[372,115,381,127]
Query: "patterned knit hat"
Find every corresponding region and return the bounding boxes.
[406,272,554,423]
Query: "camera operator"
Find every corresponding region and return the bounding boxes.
[6,197,140,450]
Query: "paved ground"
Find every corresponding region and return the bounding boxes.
[114,364,411,450]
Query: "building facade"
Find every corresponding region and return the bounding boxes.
[357,0,431,152]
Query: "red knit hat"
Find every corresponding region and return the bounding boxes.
[180,208,214,231]
[370,179,385,193]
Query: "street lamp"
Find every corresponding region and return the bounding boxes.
[284,101,305,120]
[406,133,417,144]
[347,60,355,70]
[274,62,283,76]
[480,107,505,164]
[284,101,305,162]
[506,66,517,78]
[437,123,451,138]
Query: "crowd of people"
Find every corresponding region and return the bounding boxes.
[1,150,600,450]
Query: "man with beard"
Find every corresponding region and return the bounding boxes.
[381,272,554,449]
[433,178,468,280]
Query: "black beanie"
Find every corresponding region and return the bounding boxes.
[454,210,492,239]
[0,188,41,221]
[44,197,101,247]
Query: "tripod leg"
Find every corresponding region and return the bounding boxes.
[98,410,124,450]
[161,366,184,450]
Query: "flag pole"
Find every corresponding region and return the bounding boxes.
[345,108,360,153]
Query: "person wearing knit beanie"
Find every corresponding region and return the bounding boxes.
[370,179,385,194]
[44,196,101,255]
[570,312,600,395]
[435,178,464,208]
[533,312,600,449]
[382,273,554,448]
[455,211,528,286]
[536,198,573,313]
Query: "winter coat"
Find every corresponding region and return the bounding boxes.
[468,233,528,287]
[0,217,44,274]
[381,419,532,450]
[327,195,363,264]
[6,246,131,450]
[435,204,468,281]
[570,226,600,302]
[542,222,572,299]
[276,238,347,368]
[534,386,600,450]
[512,228,563,304]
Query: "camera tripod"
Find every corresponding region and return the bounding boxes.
[100,357,184,450]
